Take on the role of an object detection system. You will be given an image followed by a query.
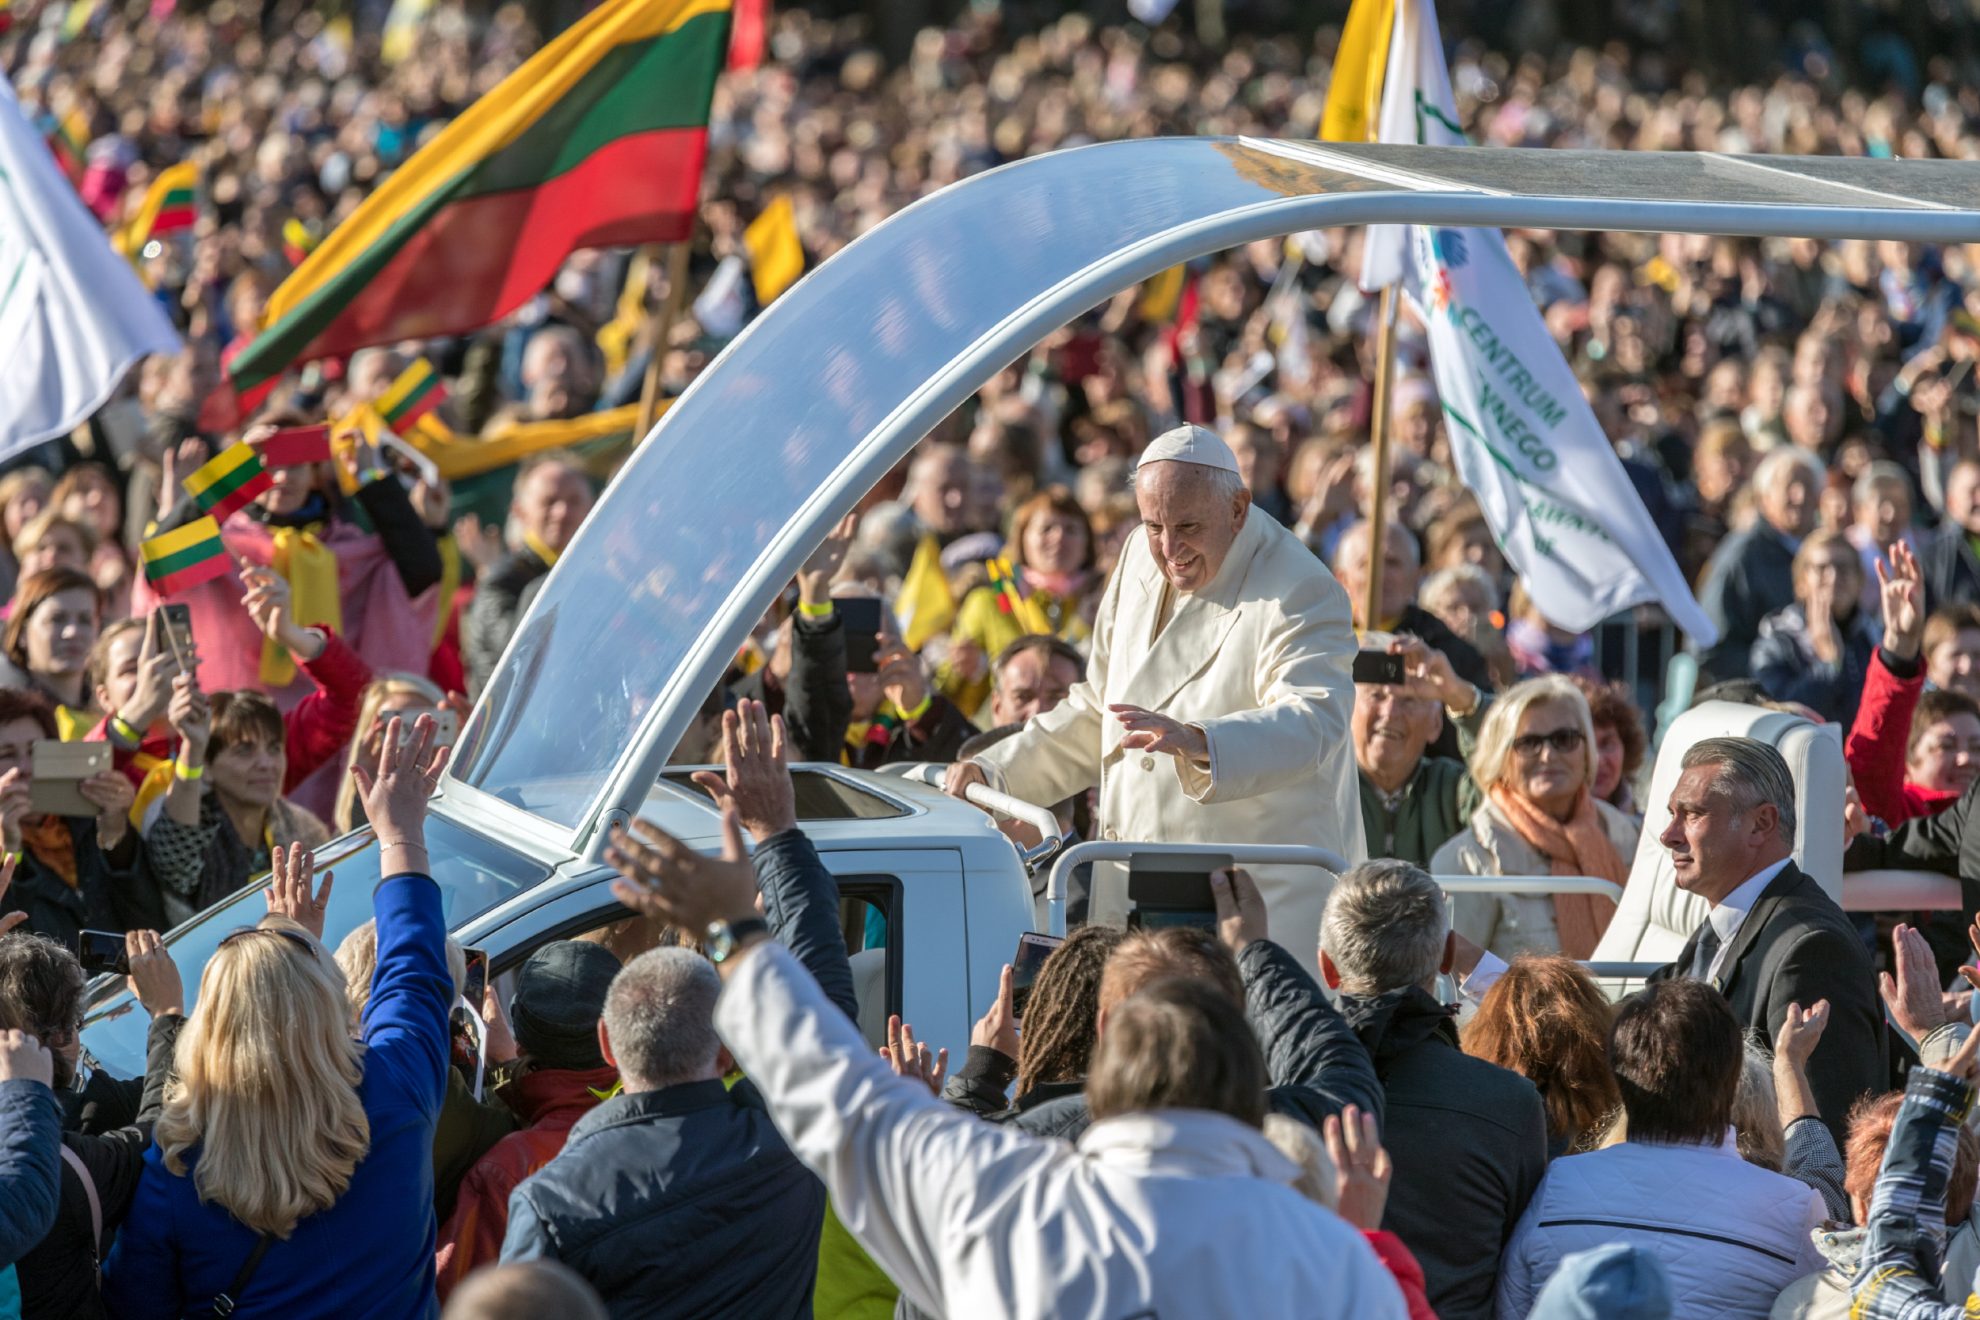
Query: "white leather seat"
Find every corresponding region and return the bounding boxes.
[1590,701,1844,966]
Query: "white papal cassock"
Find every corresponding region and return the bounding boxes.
[973,507,1366,972]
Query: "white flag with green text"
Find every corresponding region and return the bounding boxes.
[1366,0,1716,642]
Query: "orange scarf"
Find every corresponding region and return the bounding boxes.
[19,816,77,889]
[1486,784,1629,960]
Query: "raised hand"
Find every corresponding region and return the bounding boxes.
[0,1028,52,1086]
[689,700,797,844]
[0,770,32,854]
[350,714,448,861]
[1388,634,1474,712]
[1877,540,1926,660]
[240,564,324,660]
[880,1015,948,1095]
[265,841,334,942]
[1930,1016,1980,1085]
[0,855,25,937]
[877,648,929,718]
[1887,922,1949,1040]
[123,930,184,1018]
[971,963,1021,1056]
[1109,704,1209,766]
[799,513,858,606]
[78,770,136,851]
[166,674,211,764]
[1211,868,1268,955]
[1806,578,1841,665]
[119,613,182,734]
[1776,999,1830,1071]
[1322,1104,1393,1231]
[606,800,762,935]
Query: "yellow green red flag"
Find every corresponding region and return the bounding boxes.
[181,442,272,522]
[376,357,448,430]
[229,0,732,392]
[1320,0,1395,142]
[141,516,229,596]
[113,162,199,257]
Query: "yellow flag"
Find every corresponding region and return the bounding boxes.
[595,251,652,378]
[1319,0,1395,142]
[895,535,956,652]
[1138,265,1187,323]
[744,195,805,306]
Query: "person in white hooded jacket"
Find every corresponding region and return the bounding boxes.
[602,801,1408,1320]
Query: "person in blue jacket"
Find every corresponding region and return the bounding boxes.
[102,715,453,1320]
[0,1028,60,1320]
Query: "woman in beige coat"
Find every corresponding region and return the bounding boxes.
[1430,676,1639,962]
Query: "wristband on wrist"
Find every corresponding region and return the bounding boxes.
[173,760,203,781]
[898,694,933,723]
[110,716,143,745]
[796,599,834,618]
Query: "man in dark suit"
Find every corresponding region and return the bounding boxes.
[1650,737,1884,1145]
[1921,458,1980,613]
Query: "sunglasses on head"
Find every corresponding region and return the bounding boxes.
[1512,728,1586,758]
[217,926,319,957]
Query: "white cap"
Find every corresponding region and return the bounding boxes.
[1139,423,1240,475]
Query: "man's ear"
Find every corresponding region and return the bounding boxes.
[1751,800,1781,843]
[596,1019,617,1071]
[1319,949,1342,990]
[1232,487,1251,530]
[715,1045,735,1077]
[1441,931,1456,976]
[1094,1004,1110,1040]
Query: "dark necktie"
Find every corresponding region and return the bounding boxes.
[1690,923,1723,983]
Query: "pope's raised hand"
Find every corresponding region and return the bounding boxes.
[1109,704,1208,767]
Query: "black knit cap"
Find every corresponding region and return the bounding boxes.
[508,940,622,1071]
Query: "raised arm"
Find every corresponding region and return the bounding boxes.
[605,806,1060,1319]
[1215,869,1382,1128]
[1850,1029,1979,1320]
[349,716,454,1116]
[690,700,857,1021]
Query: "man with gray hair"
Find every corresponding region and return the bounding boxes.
[947,424,1363,973]
[1648,736,1882,1143]
[1319,861,1547,1320]
[499,700,856,1317]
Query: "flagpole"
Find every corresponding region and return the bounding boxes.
[635,239,694,439]
[1362,283,1399,633]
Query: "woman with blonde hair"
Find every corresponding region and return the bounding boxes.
[336,672,448,833]
[103,717,452,1320]
[1430,676,1638,961]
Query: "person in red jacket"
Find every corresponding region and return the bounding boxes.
[1847,542,1980,827]
[86,566,372,825]
[434,940,622,1300]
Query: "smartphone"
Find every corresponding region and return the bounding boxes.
[393,708,459,749]
[460,947,488,1006]
[158,603,194,670]
[1126,851,1232,931]
[78,929,129,977]
[1352,650,1405,685]
[1009,932,1064,1023]
[838,596,884,674]
[29,741,111,818]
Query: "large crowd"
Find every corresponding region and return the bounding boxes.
[2,0,1980,1315]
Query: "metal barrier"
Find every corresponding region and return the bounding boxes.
[884,763,1066,871]
[1432,875,1624,902]
[1843,869,1963,911]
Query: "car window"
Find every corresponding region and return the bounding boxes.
[81,813,551,1082]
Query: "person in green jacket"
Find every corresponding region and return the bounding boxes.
[1356,636,1490,866]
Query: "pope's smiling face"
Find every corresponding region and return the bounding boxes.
[1136,461,1249,593]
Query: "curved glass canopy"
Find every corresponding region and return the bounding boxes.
[450,136,1980,845]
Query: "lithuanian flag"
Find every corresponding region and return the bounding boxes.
[281,217,319,267]
[0,0,14,36]
[229,0,731,393]
[376,357,447,430]
[114,162,198,257]
[44,109,88,186]
[181,443,271,522]
[141,516,230,595]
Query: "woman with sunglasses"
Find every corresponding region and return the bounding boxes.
[1430,676,1639,962]
[102,716,451,1320]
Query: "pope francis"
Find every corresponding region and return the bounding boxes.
[946,423,1365,968]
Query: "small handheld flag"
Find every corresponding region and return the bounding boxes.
[743,195,804,305]
[258,424,332,469]
[375,357,447,430]
[141,516,230,595]
[180,442,271,522]
[113,161,198,257]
